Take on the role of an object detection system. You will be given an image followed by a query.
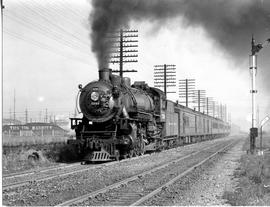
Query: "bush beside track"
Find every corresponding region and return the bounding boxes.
[3,136,80,174]
[222,134,270,205]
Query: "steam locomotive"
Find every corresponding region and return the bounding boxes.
[68,68,230,161]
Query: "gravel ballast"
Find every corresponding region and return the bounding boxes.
[142,136,245,206]
[3,136,237,206]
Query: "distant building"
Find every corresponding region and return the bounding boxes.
[3,119,22,125]
[55,119,70,131]
[3,122,67,137]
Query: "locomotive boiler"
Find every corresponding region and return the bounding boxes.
[69,68,163,161]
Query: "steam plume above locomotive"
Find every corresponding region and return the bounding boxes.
[89,0,270,68]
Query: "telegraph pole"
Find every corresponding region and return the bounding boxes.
[178,79,195,107]
[205,97,213,116]
[25,108,28,124]
[217,103,221,119]
[108,29,138,77]
[249,35,270,154]
[225,105,227,122]
[13,89,16,123]
[39,111,42,122]
[1,1,3,163]
[9,108,12,124]
[212,101,216,118]
[45,108,48,123]
[193,90,206,112]
[154,64,176,98]
[218,103,224,120]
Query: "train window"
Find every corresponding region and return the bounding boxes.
[183,115,189,127]
[212,122,218,129]
[162,100,166,109]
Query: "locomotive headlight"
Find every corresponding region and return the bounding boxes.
[90,91,99,101]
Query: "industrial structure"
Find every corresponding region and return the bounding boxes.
[3,122,67,137]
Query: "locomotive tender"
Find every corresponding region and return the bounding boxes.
[68,68,230,161]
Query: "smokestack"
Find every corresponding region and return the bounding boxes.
[99,68,112,81]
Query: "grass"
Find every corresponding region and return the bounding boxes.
[3,134,69,146]
[2,135,79,174]
[222,134,270,205]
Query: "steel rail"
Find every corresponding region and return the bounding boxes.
[3,153,151,190]
[3,137,218,189]
[131,140,237,206]
[56,141,230,206]
[3,138,233,191]
[3,163,81,179]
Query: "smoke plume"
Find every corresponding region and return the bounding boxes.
[89,0,270,69]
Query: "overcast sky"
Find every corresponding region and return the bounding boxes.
[3,0,270,131]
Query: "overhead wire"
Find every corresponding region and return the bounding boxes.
[18,0,89,46]
[28,0,90,44]
[14,1,89,50]
[32,0,90,47]
[59,0,88,19]
[4,28,91,65]
[3,0,96,65]
[4,13,90,55]
[46,0,88,29]
[3,1,100,119]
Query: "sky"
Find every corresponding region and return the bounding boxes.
[2,0,270,131]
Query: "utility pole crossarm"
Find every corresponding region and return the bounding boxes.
[154,64,176,98]
[106,29,138,77]
[178,79,196,108]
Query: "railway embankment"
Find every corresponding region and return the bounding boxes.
[222,134,270,205]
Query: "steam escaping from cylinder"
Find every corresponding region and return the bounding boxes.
[89,0,270,68]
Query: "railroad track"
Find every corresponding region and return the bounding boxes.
[3,152,153,190]
[3,163,81,179]
[57,140,236,206]
[3,138,219,191]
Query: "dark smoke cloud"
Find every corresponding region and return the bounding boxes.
[89,0,270,68]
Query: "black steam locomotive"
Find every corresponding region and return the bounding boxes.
[68,68,230,161]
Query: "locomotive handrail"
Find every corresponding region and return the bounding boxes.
[76,89,82,114]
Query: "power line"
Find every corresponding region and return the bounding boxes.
[4,13,90,55]
[46,0,89,34]
[178,79,196,108]
[18,0,89,46]
[26,0,90,45]
[59,0,87,18]
[4,28,90,65]
[4,1,90,52]
[109,29,139,77]
[154,64,176,98]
